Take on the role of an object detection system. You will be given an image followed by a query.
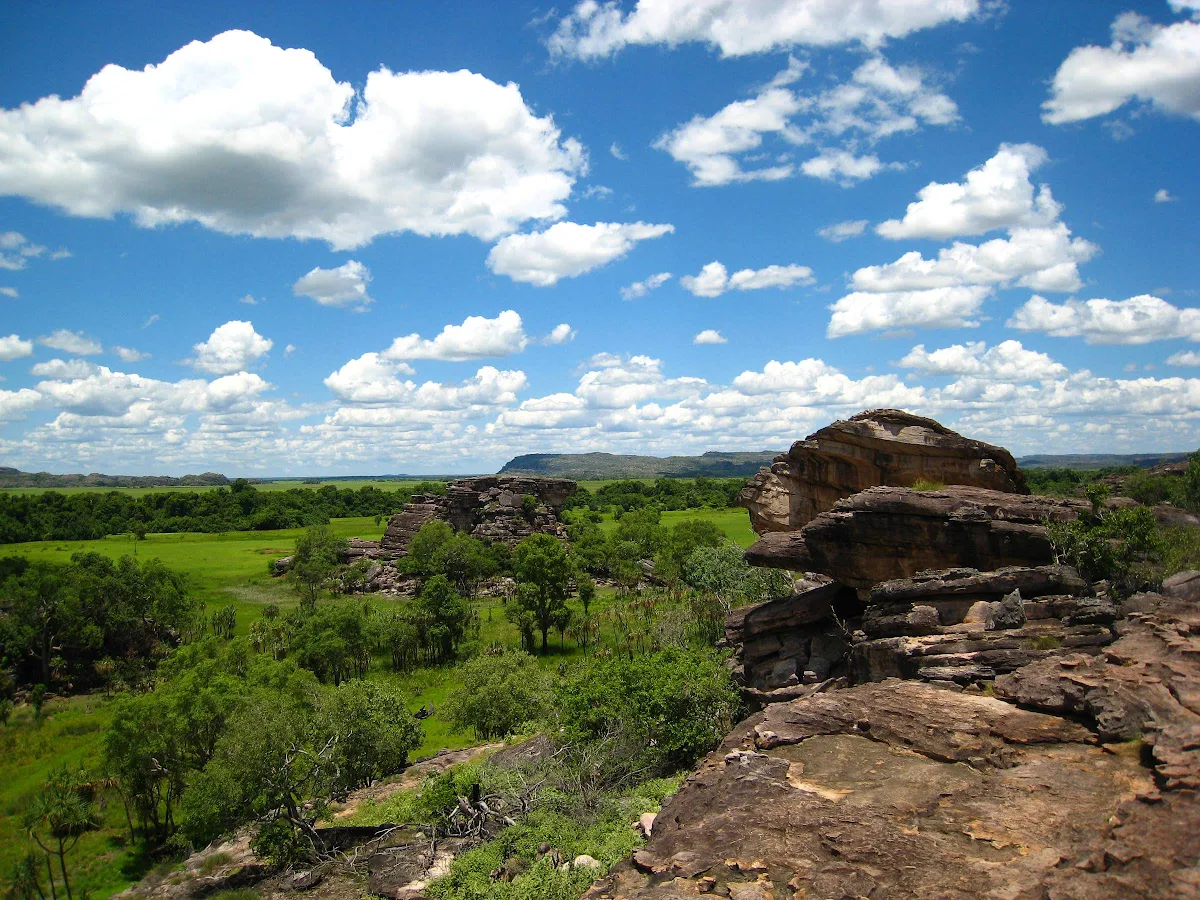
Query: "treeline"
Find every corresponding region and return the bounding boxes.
[0,553,204,695]
[0,480,446,543]
[1026,453,1199,511]
[563,476,745,514]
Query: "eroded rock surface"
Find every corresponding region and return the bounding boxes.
[587,671,1199,900]
[378,475,576,555]
[745,485,1089,588]
[737,409,1027,535]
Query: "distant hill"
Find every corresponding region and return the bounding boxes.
[499,451,780,480]
[0,467,230,488]
[1017,452,1192,470]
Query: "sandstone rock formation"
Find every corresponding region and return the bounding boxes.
[737,409,1027,534]
[379,475,575,555]
[745,485,1089,588]
[587,591,1200,898]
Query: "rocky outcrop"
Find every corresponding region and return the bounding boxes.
[725,580,862,692]
[379,475,576,554]
[587,630,1200,899]
[993,594,1200,790]
[728,564,1116,692]
[737,409,1027,534]
[745,485,1089,588]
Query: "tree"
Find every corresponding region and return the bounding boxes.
[444,651,551,739]
[1185,449,1200,512]
[655,519,725,595]
[180,681,419,863]
[291,525,347,607]
[510,534,573,654]
[413,575,473,663]
[576,575,597,617]
[683,543,791,616]
[24,767,100,900]
[436,532,495,598]
[405,521,454,579]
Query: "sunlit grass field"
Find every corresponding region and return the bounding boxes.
[596,507,757,548]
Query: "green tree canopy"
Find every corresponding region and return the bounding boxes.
[510,534,573,654]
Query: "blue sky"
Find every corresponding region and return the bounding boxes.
[0,0,1198,475]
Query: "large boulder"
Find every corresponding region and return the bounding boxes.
[745,485,1089,589]
[380,476,576,554]
[737,409,1027,535]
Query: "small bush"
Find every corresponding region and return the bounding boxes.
[910,479,945,492]
[444,652,552,740]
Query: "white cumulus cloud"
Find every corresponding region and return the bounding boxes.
[853,224,1098,295]
[620,272,672,300]
[898,340,1067,382]
[113,346,150,363]
[877,143,1055,240]
[818,219,869,242]
[1168,350,1200,366]
[549,0,981,59]
[827,285,991,337]
[1007,294,1200,345]
[0,334,34,362]
[0,334,34,361]
[292,260,373,310]
[190,320,273,374]
[801,149,887,183]
[1155,188,1178,203]
[325,357,526,408]
[657,54,955,186]
[38,329,102,356]
[693,329,727,344]
[1043,12,1200,125]
[544,324,577,345]
[487,221,673,286]
[384,310,529,361]
[31,358,98,380]
[681,260,814,297]
[0,30,585,250]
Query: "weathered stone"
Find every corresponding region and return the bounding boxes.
[585,679,1198,900]
[851,621,1116,682]
[380,476,576,555]
[745,485,1089,588]
[1164,569,1200,604]
[726,582,861,691]
[994,595,1200,782]
[737,409,1027,535]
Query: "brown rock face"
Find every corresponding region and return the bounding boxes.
[587,643,1200,900]
[737,409,1027,535]
[745,484,1089,588]
[380,475,576,554]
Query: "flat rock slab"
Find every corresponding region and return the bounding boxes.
[585,679,1198,899]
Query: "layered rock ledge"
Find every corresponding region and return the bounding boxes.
[745,484,1089,589]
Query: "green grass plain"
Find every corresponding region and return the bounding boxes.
[596,507,757,548]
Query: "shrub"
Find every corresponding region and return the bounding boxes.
[444,651,552,740]
[555,648,739,775]
[1048,505,1161,589]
